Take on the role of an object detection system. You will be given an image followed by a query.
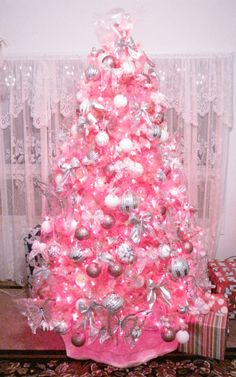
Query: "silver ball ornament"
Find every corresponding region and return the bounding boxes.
[121,190,139,214]
[182,240,193,253]
[101,214,115,229]
[86,262,102,278]
[102,293,124,314]
[102,55,116,68]
[71,332,86,347]
[156,170,166,182]
[161,327,176,342]
[178,305,187,314]
[148,125,162,138]
[75,227,90,241]
[108,263,123,277]
[68,246,92,262]
[85,65,100,81]
[171,257,189,279]
[117,243,135,264]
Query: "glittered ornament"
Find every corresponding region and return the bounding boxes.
[101,214,115,229]
[161,327,176,342]
[86,262,102,278]
[85,65,100,81]
[117,243,135,264]
[158,244,171,259]
[108,263,123,277]
[171,257,189,279]
[182,240,193,253]
[68,246,93,262]
[121,191,139,214]
[102,293,124,313]
[47,242,61,257]
[114,94,128,108]
[71,332,86,347]
[75,227,90,241]
[95,131,109,147]
[176,330,190,344]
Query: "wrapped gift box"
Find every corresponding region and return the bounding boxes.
[208,258,236,318]
[179,295,228,360]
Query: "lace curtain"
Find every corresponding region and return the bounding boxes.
[0,54,233,285]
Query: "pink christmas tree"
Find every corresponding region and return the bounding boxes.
[19,9,213,367]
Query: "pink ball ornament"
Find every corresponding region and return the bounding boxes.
[176,330,190,344]
[108,263,123,277]
[182,240,193,254]
[102,55,116,68]
[161,327,176,342]
[101,214,116,229]
[86,262,102,278]
[71,332,86,347]
[75,227,90,241]
[114,94,128,108]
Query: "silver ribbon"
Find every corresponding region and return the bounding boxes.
[57,157,80,190]
[132,102,153,126]
[120,310,151,348]
[129,212,155,244]
[77,300,100,338]
[115,36,141,60]
[147,278,172,308]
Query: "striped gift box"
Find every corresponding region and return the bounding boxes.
[179,311,228,359]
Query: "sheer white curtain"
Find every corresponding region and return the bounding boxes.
[0,54,233,285]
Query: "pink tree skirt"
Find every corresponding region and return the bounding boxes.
[61,330,178,368]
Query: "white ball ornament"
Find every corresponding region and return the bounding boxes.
[159,244,171,259]
[114,94,128,108]
[130,162,144,177]
[119,138,133,152]
[71,123,78,136]
[122,61,135,75]
[41,218,53,233]
[160,129,169,143]
[220,306,228,314]
[104,194,120,208]
[176,330,190,344]
[95,131,109,147]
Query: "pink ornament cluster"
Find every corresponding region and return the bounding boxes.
[18,9,213,367]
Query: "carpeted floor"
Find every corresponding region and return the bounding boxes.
[1,357,236,377]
